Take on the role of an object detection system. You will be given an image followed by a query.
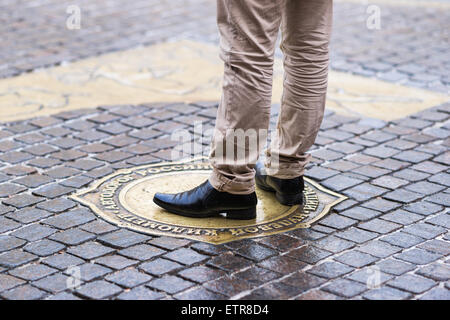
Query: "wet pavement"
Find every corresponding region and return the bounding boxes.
[0,0,449,300]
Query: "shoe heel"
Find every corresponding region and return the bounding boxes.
[226,207,257,220]
[276,192,303,206]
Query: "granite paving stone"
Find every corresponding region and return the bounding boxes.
[42,208,95,229]
[0,274,26,292]
[116,286,165,300]
[403,201,443,216]
[334,250,379,268]
[2,194,45,209]
[95,255,138,270]
[49,228,95,246]
[0,203,13,215]
[76,280,122,299]
[97,229,150,249]
[319,214,358,230]
[45,292,81,300]
[418,239,450,256]
[402,222,446,239]
[23,239,65,257]
[9,264,57,281]
[0,284,47,300]
[64,263,112,282]
[371,176,409,189]
[60,176,94,188]
[178,266,226,284]
[362,287,412,300]
[346,268,394,286]
[313,235,356,254]
[6,208,53,224]
[256,234,305,252]
[36,199,77,214]
[419,287,450,300]
[411,161,447,174]
[0,217,21,233]
[334,227,378,244]
[13,174,55,188]
[147,237,191,250]
[42,253,84,270]
[339,207,382,221]
[44,167,81,179]
[322,279,367,298]
[66,242,115,260]
[359,219,402,234]
[321,175,363,192]
[307,261,354,279]
[2,165,37,177]
[163,248,209,266]
[0,235,26,253]
[344,183,389,202]
[295,289,342,300]
[233,266,281,286]
[139,258,183,276]
[426,213,450,229]
[286,245,333,265]
[393,169,430,182]
[32,184,74,199]
[416,263,450,282]
[119,244,166,261]
[357,240,402,258]
[425,193,450,207]
[189,242,229,256]
[32,273,72,294]
[375,259,416,276]
[380,209,424,225]
[174,286,226,300]
[428,172,450,187]
[394,248,441,265]
[11,224,57,242]
[106,269,153,288]
[147,275,195,295]
[203,275,253,297]
[387,274,436,294]
[380,231,425,249]
[257,255,306,274]
[277,272,326,295]
[76,220,118,234]
[0,183,27,197]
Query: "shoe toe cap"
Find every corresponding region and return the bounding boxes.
[153,192,172,205]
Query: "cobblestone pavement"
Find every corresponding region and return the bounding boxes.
[1,0,450,93]
[0,0,449,301]
[0,100,449,300]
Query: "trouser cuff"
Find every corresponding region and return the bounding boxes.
[209,169,255,195]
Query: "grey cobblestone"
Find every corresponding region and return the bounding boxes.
[1,92,449,301]
[76,280,122,299]
[23,239,65,257]
[387,274,436,294]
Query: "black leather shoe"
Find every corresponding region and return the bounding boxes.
[153,180,257,220]
[255,161,304,206]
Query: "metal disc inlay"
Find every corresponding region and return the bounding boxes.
[71,157,347,244]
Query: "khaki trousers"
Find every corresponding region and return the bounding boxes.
[209,0,333,194]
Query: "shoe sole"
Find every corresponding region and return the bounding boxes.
[153,197,256,220]
[256,182,303,206]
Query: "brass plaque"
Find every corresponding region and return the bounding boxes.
[70,158,347,244]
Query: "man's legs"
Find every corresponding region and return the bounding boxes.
[265,0,333,178]
[209,0,283,195]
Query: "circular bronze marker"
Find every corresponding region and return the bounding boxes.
[71,158,347,244]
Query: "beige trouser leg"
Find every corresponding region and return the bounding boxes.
[209,0,333,194]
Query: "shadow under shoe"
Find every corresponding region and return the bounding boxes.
[153,180,257,220]
[255,161,304,206]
